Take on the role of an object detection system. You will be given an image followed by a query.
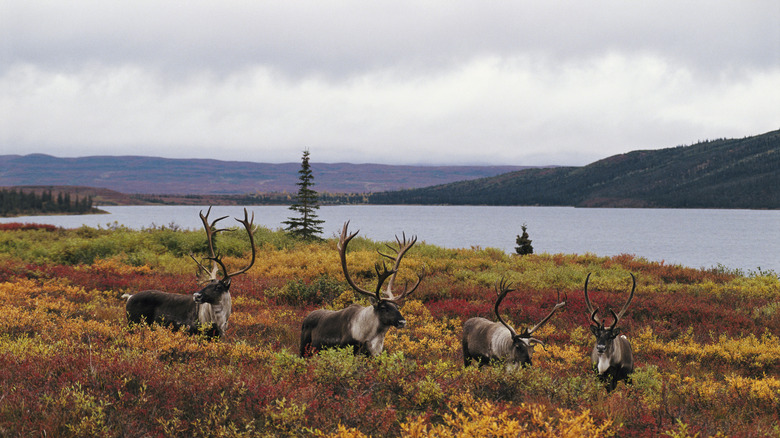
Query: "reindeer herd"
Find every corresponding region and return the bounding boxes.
[121,209,638,392]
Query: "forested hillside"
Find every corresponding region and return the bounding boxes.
[370,129,780,209]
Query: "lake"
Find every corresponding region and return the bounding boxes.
[2,205,778,274]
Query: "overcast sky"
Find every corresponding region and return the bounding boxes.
[1,1,778,166]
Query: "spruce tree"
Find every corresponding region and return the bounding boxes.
[515,223,534,255]
[283,149,325,240]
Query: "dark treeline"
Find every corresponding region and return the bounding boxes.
[132,192,369,206]
[230,192,369,205]
[0,188,97,217]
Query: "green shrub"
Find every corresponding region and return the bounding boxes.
[631,365,663,410]
[266,275,345,305]
[312,347,362,388]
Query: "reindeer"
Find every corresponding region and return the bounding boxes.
[462,277,566,370]
[299,221,424,357]
[584,272,636,391]
[123,207,256,338]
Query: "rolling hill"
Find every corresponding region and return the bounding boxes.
[369,129,780,209]
[0,155,528,195]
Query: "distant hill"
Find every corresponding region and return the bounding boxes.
[369,129,780,209]
[0,155,529,195]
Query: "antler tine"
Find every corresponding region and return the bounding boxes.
[199,207,229,254]
[387,266,425,303]
[590,309,602,328]
[378,231,419,300]
[583,272,602,327]
[338,221,378,300]
[523,289,567,337]
[338,221,360,252]
[190,253,219,283]
[494,277,518,337]
[199,206,230,231]
[197,206,229,280]
[224,208,257,279]
[373,262,397,298]
[208,255,229,281]
[400,266,426,301]
[559,288,568,306]
[608,273,636,329]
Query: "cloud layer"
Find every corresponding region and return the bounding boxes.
[2,1,779,165]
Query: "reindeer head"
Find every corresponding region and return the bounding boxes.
[584,272,636,355]
[190,207,256,305]
[507,335,536,367]
[338,221,425,328]
[590,318,622,355]
[373,300,406,328]
[192,278,231,304]
[494,277,566,367]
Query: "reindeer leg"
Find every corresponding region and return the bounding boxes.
[606,369,619,392]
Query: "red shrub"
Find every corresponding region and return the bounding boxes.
[0,222,59,231]
[427,298,491,321]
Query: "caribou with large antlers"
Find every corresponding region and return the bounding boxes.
[299,221,424,357]
[584,272,636,391]
[123,207,256,338]
[462,278,566,369]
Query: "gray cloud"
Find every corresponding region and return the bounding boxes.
[1,0,779,165]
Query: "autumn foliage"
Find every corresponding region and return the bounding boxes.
[0,225,778,436]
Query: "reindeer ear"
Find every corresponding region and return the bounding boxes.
[221,277,231,288]
[611,327,621,337]
[368,296,378,306]
[590,325,599,336]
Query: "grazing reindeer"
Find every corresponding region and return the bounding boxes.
[584,272,636,391]
[123,207,256,338]
[299,221,424,357]
[462,277,566,369]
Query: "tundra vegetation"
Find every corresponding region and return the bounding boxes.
[0,222,779,437]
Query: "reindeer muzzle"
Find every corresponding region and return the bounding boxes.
[193,292,204,303]
[395,319,407,329]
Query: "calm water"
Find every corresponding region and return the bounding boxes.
[2,205,778,273]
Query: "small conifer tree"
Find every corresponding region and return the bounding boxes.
[515,223,534,255]
[283,149,324,240]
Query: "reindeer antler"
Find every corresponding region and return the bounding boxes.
[191,207,256,283]
[521,289,567,340]
[495,277,566,344]
[223,208,257,279]
[494,277,518,337]
[338,221,396,302]
[583,273,603,327]
[607,273,636,329]
[194,206,229,281]
[378,231,424,302]
[584,272,636,329]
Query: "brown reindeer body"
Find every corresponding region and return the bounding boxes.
[584,272,636,392]
[591,331,634,390]
[300,302,404,356]
[299,222,423,357]
[125,290,202,333]
[123,207,254,338]
[125,276,233,336]
[462,278,565,369]
[462,318,535,369]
